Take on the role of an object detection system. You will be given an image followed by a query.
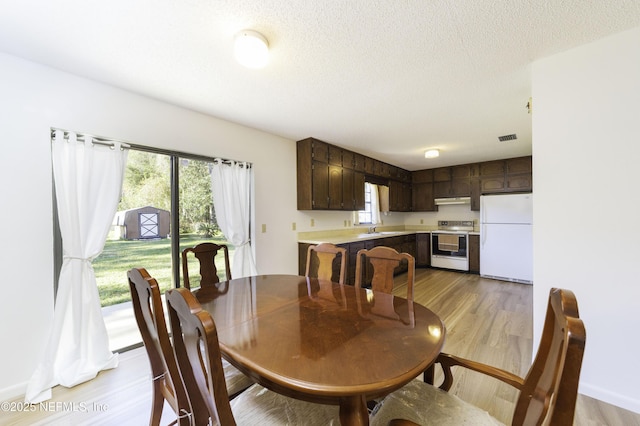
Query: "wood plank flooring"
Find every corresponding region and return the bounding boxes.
[3,269,639,425]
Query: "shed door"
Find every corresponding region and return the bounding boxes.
[139,213,159,238]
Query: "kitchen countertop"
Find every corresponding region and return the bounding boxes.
[298,229,479,245]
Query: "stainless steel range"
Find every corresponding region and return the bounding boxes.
[431,220,474,271]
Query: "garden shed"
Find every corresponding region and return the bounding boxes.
[113,206,170,240]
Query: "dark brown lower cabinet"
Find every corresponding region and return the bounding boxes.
[298,235,417,286]
[416,233,431,267]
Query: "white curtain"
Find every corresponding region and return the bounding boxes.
[25,131,128,403]
[210,159,258,278]
[368,183,382,225]
[378,185,390,214]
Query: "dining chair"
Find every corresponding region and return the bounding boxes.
[129,268,252,425]
[305,242,347,284]
[355,246,415,301]
[165,287,341,425]
[182,242,231,289]
[371,287,586,426]
[128,267,191,426]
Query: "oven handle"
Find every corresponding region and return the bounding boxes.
[432,254,469,259]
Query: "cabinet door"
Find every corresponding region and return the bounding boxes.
[451,164,471,179]
[312,161,329,209]
[354,171,365,210]
[312,140,329,162]
[412,169,433,184]
[450,179,470,197]
[412,182,435,211]
[480,160,505,176]
[468,234,480,273]
[433,167,452,182]
[353,153,366,172]
[297,140,313,210]
[416,233,430,266]
[328,165,343,209]
[364,157,375,174]
[328,146,342,166]
[401,182,412,211]
[379,162,390,177]
[470,179,481,211]
[342,168,355,210]
[505,173,532,192]
[433,180,452,198]
[348,242,365,285]
[342,150,354,169]
[506,156,532,174]
[481,176,506,193]
[389,180,400,211]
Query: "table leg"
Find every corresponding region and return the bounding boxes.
[339,395,369,425]
[423,364,435,384]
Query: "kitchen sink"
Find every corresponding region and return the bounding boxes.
[356,231,402,238]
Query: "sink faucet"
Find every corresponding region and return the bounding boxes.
[368,226,377,234]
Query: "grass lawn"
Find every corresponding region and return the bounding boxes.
[94,234,233,307]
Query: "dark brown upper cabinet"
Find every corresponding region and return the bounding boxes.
[298,137,530,212]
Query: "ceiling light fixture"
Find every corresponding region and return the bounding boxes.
[234,30,269,69]
[424,149,440,158]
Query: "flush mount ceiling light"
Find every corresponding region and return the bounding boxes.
[424,149,440,159]
[234,30,269,69]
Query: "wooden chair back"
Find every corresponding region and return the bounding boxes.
[354,246,415,301]
[305,243,347,284]
[182,242,232,289]
[166,287,236,426]
[514,287,586,425]
[127,268,191,426]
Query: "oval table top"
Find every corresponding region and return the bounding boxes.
[194,274,445,425]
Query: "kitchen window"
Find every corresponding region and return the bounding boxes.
[358,182,374,224]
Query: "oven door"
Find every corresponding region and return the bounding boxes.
[431,232,469,271]
[431,233,468,257]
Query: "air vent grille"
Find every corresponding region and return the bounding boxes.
[498,134,517,142]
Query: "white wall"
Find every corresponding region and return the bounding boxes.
[532,26,640,413]
[0,52,301,400]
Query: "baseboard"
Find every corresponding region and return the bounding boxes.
[580,382,640,414]
[0,381,27,403]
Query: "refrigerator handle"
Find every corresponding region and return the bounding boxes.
[481,224,487,246]
[480,196,486,247]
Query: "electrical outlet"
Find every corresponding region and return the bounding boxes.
[420,219,424,224]
[292,222,296,231]
[261,224,267,233]
[310,218,315,227]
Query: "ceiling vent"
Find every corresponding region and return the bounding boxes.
[498,134,517,142]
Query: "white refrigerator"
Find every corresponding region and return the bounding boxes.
[480,193,533,284]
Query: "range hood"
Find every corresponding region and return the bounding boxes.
[434,196,471,206]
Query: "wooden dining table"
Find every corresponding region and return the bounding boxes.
[193,274,445,426]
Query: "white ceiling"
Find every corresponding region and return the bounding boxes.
[1,1,639,170]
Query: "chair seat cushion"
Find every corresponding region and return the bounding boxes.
[371,380,505,426]
[231,384,341,425]
[222,358,253,396]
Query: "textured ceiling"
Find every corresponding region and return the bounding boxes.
[1,0,639,170]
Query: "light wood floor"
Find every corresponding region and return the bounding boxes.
[3,269,639,425]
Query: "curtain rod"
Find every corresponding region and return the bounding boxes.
[50,127,130,149]
[50,127,251,167]
[213,158,251,168]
